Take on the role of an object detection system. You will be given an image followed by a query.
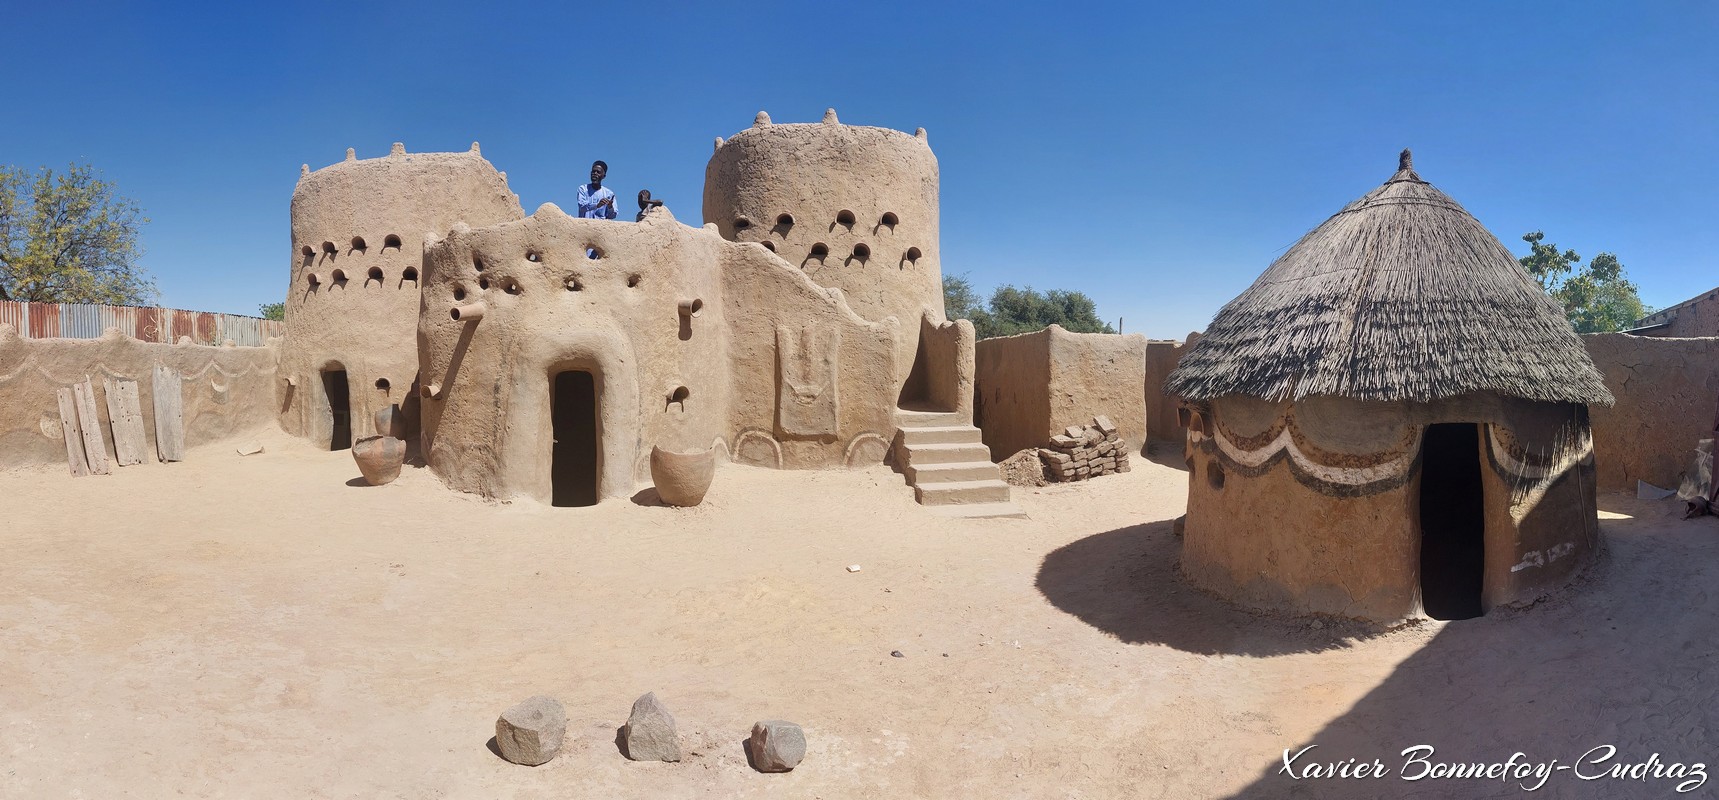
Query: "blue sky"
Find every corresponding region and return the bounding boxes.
[2,1,1713,338]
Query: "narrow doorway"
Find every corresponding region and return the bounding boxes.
[551,370,598,507]
[322,367,351,451]
[1419,423,1485,620]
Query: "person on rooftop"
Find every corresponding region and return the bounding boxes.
[576,161,616,220]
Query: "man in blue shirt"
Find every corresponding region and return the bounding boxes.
[577,161,617,220]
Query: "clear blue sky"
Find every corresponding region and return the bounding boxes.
[3,1,1713,338]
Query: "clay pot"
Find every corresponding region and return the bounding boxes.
[353,435,406,485]
[374,404,405,438]
[649,445,716,507]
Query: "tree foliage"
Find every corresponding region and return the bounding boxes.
[1518,231,1649,333]
[944,273,1116,339]
[258,302,284,321]
[0,163,154,305]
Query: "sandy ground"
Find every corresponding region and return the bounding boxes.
[3,428,1717,799]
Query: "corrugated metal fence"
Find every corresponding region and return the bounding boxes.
[0,301,284,346]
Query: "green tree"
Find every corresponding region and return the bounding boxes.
[258,302,284,321]
[0,163,153,305]
[943,275,1116,339]
[1518,231,1651,333]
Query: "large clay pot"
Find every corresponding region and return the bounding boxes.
[374,404,406,438]
[649,445,716,507]
[353,435,406,485]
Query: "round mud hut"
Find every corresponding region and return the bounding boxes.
[1165,150,1614,622]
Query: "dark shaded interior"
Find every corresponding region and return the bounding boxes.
[1418,422,1485,620]
[552,370,598,507]
[322,367,350,451]
[897,333,932,408]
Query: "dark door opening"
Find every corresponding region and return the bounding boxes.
[551,370,598,507]
[322,368,351,451]
[1419,423,1485,620]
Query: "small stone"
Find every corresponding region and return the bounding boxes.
[1064,425,1084,439]
[891,650,904,658]
[236,442,264,456]
[1093,416,1117,435]
[496,695,566,766]
[749,720,807,773]
[622,692,681,762]
[846,564,862,573]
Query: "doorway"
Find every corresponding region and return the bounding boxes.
[551,370,598,507]
[1418,423,1485,620]
[322,367,351,451]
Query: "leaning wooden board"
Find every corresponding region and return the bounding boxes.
[103,376,148,467]
[73,378,111,475]
[56,388,90,477]
[152,365,185,462]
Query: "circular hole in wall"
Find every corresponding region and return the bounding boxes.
[367,266,383,282]
[810,243,829,258]
[776,213,795,227]
[733,217,752,231]
[478,276,490,290]
[564,275,582,292]
[1207,462,1226,491]
[473,254,485,271]
[322,241,337,255]
[836,209,855,226]
[880,211,899,227]
[905,246,923,262]
[852,243,871,259]
[670,386,691,403]
[351,236,367,251]
[375,378,390,392]
[586,245,603,260]
[384,233,402,249]
[453,287,467,302]
[627,274,642,288]
[307,273,321,287]
[301,245,315,259]
[504,280,522,295]
[331,269,347,284]
[402,266,419,282]
[761,240,776,252]
[526,250,541,263]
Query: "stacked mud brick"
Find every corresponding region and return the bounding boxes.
[1037,416,1131,482]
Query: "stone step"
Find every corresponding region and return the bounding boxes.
[899,425,984,446]
[926,501,1029,520]
[903,442,993,465]
[895,409,965,428]
[904,461,1004,484]
[915,479,1013,505]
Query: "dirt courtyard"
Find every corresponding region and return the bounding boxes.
[3,428,1716,798]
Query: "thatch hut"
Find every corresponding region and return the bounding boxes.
[1165,150,1613,622]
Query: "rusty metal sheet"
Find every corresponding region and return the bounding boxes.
[0,300,24,333]
[27,302,58,339]
[137,307,166,343]
[170,309,194,343]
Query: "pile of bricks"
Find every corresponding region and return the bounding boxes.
[1038,416,1131,482]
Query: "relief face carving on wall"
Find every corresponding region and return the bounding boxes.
[776,324,840,438]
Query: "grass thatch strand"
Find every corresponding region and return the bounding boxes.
[1166,156,1614,406]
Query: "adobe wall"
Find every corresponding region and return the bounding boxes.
[280,143,522,448]
[1145,333,1199,443]
[1583,332,1719,491]
[973,326,1146,460]
[416,205,900,504]
[1182,393,1598,621]
[973,329,1051,459]
[704,111,940,390]
[1632,287,1719,338]
[0,325,278,470]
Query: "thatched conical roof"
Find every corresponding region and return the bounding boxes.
[1166,151,1613,406]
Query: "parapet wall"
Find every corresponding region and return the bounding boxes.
[0,325,278,470]
[974,325,1147,460]
[1583,333,1719,491]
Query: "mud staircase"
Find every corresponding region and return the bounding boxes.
[893,408,1026,519]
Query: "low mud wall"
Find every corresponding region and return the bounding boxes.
[0,325,279,470]
[1584,333,1719,491]
[974,325,1146,460]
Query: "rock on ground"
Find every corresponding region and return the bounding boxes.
[749,720,806,772]
[495,695,566,766]
[998,448,1048,487]
[622,692,681,762]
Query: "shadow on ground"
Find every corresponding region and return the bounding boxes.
[1218,498,1719,799]
[1144,440,1191,473]
[1036,520,1390,657]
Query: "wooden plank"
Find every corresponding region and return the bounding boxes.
[152,365,185,462]
[103,376,148,467]
[73,378,111,475]
[56,388,90,477]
